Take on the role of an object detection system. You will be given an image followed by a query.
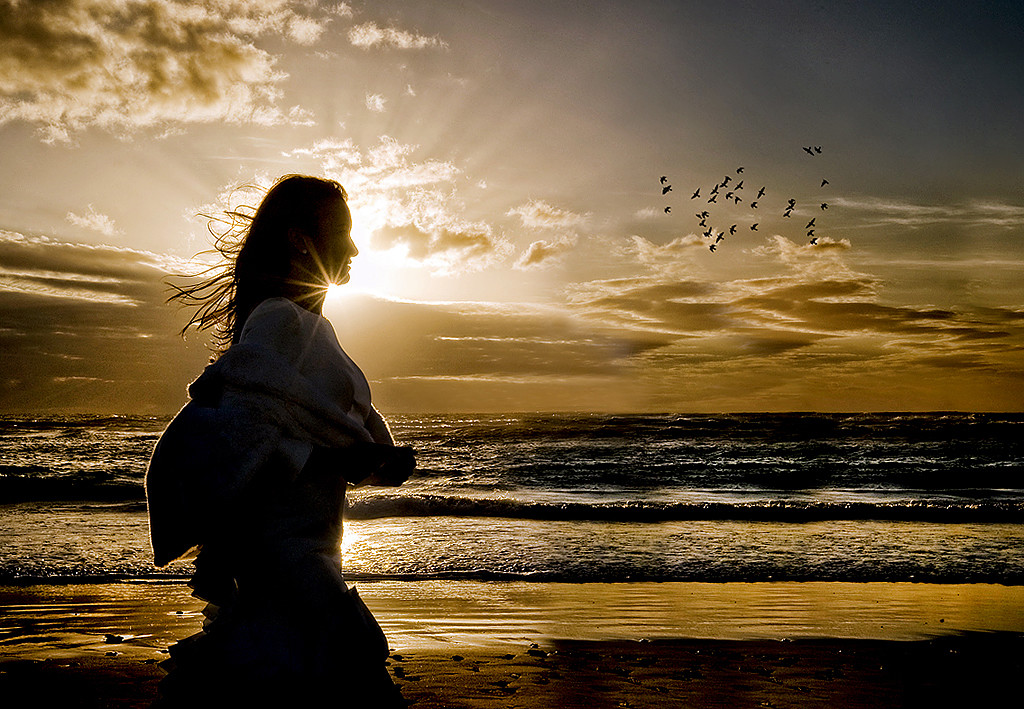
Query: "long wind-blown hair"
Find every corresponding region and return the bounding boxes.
[169,175,348,354]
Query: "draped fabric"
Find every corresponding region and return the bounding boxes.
[146,297,404,707]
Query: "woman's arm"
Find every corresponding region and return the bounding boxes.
[364,405,395,446]
[305,441,415,486]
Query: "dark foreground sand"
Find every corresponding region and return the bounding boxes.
[2,581,1023,707]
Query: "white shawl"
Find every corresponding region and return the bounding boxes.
[146,297,392,567]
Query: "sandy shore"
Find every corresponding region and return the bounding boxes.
[2,581,1023,707]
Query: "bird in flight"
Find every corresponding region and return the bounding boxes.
[803,146,815,155]
[809,237,818,245]
[709,243,717,252]
[806,218,816,228]
[820,203,828,210]
[691,188,700,199]
[729,224,737,235]
[662,185,672,195]
[750,223,759,230]
[750,201,759,209]
[733,196,742,204]
[716,232,725,243]
[664,206,671,214]
[757,186,766,198]
[721,175,732,186]
[807,229,815,237]
[661,176,668,184]
[814,146,822,154]
[821,179,829,187]
[735,180,743,190]
[736,167,744,173]
[708,194,718,203]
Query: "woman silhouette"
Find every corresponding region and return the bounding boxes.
[146,175,413,706]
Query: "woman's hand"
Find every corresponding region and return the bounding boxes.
[361,445,415,487]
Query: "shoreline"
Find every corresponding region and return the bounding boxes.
[3,581,1023,707]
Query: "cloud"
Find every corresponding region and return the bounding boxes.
[347,21,448,50]
[507,200,589,230]
[365,92,387,113]
[514,235,578,270]
[65,205,123,237]
[0,0,332,142]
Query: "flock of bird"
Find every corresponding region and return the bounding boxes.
[659,146,831,253]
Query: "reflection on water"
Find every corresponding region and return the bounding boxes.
[3,581,1023,659]
[360,581,1024,649]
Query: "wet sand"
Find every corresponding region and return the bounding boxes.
[2,581,1023,707]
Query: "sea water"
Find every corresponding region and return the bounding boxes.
[1,412,1022,584]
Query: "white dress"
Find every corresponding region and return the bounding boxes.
[146,297,404,706]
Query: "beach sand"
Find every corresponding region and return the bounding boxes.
[2,581,1023,707]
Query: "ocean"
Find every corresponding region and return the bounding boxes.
[2,412,1023,585]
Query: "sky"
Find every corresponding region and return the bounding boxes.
[1,0,1023,414]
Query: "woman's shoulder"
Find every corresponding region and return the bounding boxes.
[241,297,315,339]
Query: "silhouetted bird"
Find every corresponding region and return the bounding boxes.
[810,237,818,245]
[734,196,742,204]
[729,224,737,235]
[662,185,672,195]
[703,228,713,238]
[821,179,829,187]
[736,180,743,190]
[807,229,815,237]
[700,211,709,218]
[814,146,822,154]
[708,195,718,203]
[691,188,700,199]
[709,243,717,252]
[699,220,707,227]
[783,210,792,218]
[787,198,796,206]
[750,223,759,230]
[725,191,734,200]
[736,167,744,173]
[757,186,766,198]
[820,203,828,210]
[806,218,816,228]
[716,233,724,243]
[661,176,668,184]
[664,206,671,214]
[803,146,815,155]
[711,184,719,195]
[750,201,759,209]
[722,175,731,186]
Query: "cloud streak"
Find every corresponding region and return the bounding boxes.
[832,197,1024,228]
[66,205,122,237]
[347,22,448,51]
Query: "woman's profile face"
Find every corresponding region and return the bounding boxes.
[314,199,358,285]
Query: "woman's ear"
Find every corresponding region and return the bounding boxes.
[287,228,310,255]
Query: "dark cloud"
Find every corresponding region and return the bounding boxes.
[370,222,503,271]
[0,230,208,413]
[514,236,577,269]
